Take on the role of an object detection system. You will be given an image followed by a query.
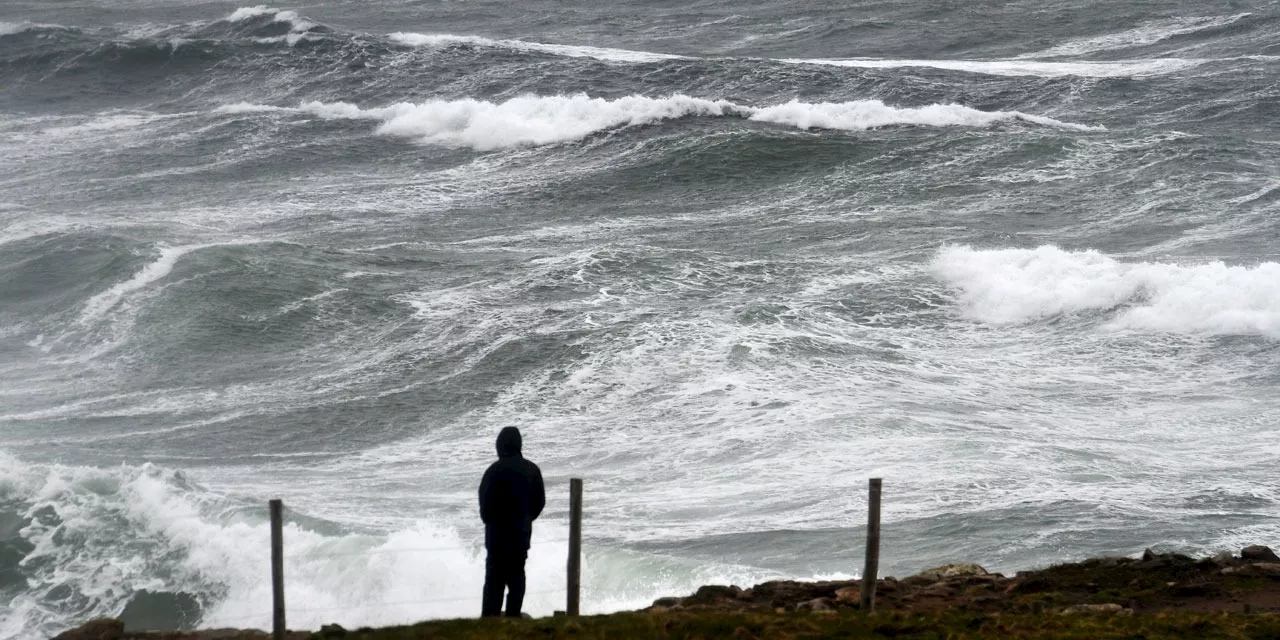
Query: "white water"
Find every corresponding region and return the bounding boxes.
[0,453,778,638]
[1019,13,1252,58]
[389,32,687,63]
[216,94,1099,150]
[779,56,1209,78]
[934,245,1280,338]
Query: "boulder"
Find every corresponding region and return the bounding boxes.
[914,563,989,581]
[795,598,834,612]
[681,585,744,606]
[51,619,124,640]
[1242,546,1280,562]
[652,597,683,608]
[119,590,202,631]
[317,623,348,637]
[1212,551,1236,566]
[1060,603,1131,615]
[1222,562,1280,577]
[834,586,861,605]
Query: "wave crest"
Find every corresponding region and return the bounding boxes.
[933,245,1280,338]
[217,94,1100,150]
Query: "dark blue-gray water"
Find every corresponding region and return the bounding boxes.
[3,1,1280,637]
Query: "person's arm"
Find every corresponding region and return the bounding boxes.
[531,466,546,520]
[479,467,494,525]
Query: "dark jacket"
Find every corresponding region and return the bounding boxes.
[479,427,545,551]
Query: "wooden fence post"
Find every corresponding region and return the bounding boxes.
[861,478,882,612]
[567,478,583,616]
[270,499,286,640]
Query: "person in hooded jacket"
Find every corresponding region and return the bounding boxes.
[479,426,546,617]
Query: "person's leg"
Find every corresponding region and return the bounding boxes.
[481,551,505,617]
[504,550,528,617]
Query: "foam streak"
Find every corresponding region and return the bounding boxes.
[217,94,1099,150]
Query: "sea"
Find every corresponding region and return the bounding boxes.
[2,0,1280,637]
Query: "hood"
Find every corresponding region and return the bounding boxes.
[496,426,522,457]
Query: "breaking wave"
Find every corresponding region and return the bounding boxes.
[932,245,1280,338]
[215,94,1100,150]
[0,452,773,639]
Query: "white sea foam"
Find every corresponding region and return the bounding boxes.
[389,32,686,63]
[78,244,206,325]
[780,56,1207,78]
[1020,13,1251,58]
[214,102,294,114]
[0,21,29,36]
[0,453,775,639]
[37,114,157,138]
[749,99,1102,132]
[385,31,1206,78]
[225,5,316,32]
[932,245,1280,338]
[218,94,1099,150]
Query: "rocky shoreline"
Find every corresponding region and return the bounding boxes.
[53,545,1280,639]
[643,544,1280,617]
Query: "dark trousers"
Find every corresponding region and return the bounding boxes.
[481,548,527,617]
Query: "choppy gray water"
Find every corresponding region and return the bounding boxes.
[2,0,1280,637]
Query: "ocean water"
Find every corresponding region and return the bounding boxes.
[3,0,1280,637]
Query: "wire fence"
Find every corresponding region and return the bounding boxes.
[242,489,591,635]
[198,528,593,630]
[285,539,572,561]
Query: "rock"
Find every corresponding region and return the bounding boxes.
[1213,551,1236,565]
[1060,603,1131,615]
[1142,548,1159,562]
[652,597,683,608]
[795,598,834,612]
[119,590,202,632]
[834,586,861,605]
[318,623,348,637]
[685,585,742,605]
[1223,562,1280,577]
[918,582,956,597]
[914,563,989,580]
[51,618,125,640]
[1096,556,1134,568]
[647,606,669,614]
[1242,546,1280,562]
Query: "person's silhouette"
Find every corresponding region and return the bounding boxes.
[479,426,545,617]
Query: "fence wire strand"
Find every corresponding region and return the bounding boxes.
[287,539,572,561]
